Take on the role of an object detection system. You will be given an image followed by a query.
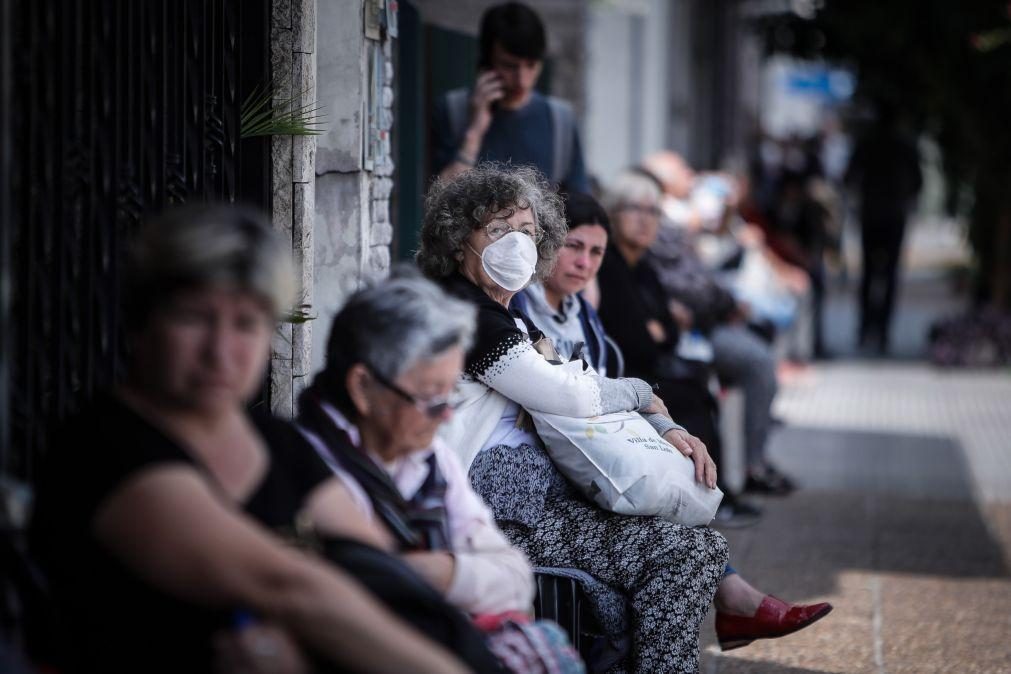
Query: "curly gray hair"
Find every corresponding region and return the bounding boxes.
[416,163,567,282]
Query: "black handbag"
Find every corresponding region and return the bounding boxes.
[317,536,505,673]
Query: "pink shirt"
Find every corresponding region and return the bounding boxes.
[298,403,535,615]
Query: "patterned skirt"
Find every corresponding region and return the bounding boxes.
[470,442,728,674]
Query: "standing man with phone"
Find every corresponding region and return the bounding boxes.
[431,2,590,194]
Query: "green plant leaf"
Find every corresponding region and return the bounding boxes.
[281,303,317,324]
[240,81,327,138]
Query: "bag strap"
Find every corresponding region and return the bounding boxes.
[446,88,471,145]
[548,97,574,185]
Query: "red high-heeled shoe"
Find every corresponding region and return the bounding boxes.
[715,595,833,651]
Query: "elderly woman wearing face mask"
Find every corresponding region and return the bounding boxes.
[417,164,729,674]
[29,204,479,674]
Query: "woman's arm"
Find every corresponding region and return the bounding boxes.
[437,444,535,614]
[478,339,655,418]
[402,551,457,594]
[93,466,469,674]
[303,478,396,551]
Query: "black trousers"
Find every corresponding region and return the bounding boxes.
[860,214,906,351]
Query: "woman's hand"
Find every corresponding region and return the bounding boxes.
[441,72,504,180]
[662,428,718,489]
[641,393,671,419]
[467,71,505,142]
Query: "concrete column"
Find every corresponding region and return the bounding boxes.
[312,0,397,375]
[270,0,318,417]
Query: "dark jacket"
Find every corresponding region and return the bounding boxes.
[597,244,680,382]
[510,290,614,376]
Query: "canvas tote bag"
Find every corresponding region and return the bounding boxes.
[525,337,723,526]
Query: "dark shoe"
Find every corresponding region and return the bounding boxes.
[763,464,797,488]
[712,497,762,529]
[744,470,795,495]
[716,595,833,651]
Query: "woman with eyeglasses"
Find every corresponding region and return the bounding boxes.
[295,269,583,672]
[416,164,730,673]
[595,169,728,476]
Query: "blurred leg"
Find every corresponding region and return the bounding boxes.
[710,325,778,473]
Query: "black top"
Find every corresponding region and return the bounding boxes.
[597,244,680,381]
[440,272,542,380]
[30,393,333,673]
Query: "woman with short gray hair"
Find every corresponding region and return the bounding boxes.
[305,269,477,417]
[297,268,583,671]
[418,164,730,673]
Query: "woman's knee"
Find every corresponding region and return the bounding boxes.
[637,521,730,575]
[700,527,730,571]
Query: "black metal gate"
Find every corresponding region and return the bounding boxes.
[5,0,272,483]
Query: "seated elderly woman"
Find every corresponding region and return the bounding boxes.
[294,270,583,672]
[416,164,729,673]
[619,157,796,496]
[515,192,832,652]
[29,204,482,674]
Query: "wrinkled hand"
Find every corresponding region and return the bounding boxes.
[642,393,671,419]
[214,623,309,674]
[468,71,505,139]
[662,428,718,489]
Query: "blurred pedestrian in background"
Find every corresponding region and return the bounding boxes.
[430,1,589,194]
[846,101,923,354]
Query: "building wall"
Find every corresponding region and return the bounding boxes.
[584,0,673,184]
[666,0,695,162]
[311,1,397,377]
[584,0,760,182]
[270,0,317,417]
[270,0,398,412]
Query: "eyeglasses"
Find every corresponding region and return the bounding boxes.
[616,203,663,218]
[484,220,542,243]
[368,366,460,418]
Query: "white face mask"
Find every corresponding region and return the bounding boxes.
[470,231,539,292]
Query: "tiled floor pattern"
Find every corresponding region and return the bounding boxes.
[699,361,1011,673]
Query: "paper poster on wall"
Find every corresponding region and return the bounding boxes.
[365,0,383,41]
[363,42,384,170]
[386,0,398,38]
